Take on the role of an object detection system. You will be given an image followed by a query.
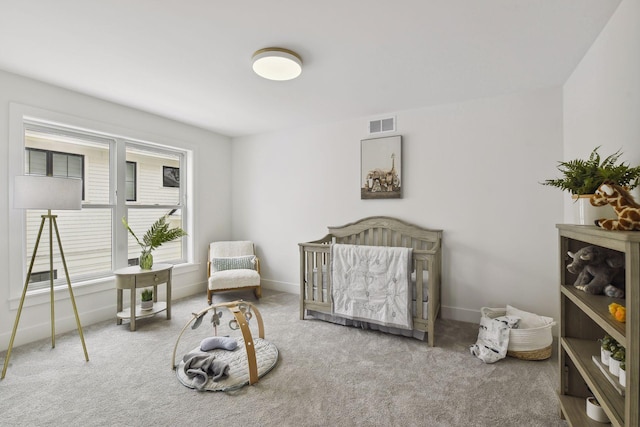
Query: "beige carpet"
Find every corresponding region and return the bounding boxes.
[0,289,567,426]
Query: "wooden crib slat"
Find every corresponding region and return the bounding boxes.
[299,245,305,320]
[427,256,439,347]
[415,258,424,320]
[315,251,324,303]
[306,250,314,302]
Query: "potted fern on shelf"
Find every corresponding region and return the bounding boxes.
[599,334,616,366]
[541,146,640,224]
[122,215,187,270]
[619,360,626,387]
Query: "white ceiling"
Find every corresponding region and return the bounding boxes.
[0,0,621,137]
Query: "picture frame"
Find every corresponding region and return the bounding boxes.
[361,135,402,199]
[163,166,180,188]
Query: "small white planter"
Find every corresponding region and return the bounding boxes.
[601,348,611,366]
[609,358,621,377]
[586,397,609,423]
[619,368,626,387]
[141,300,153,311]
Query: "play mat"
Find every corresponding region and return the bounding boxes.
[172,300,278,392]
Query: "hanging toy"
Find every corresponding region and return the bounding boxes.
[210,310,223,335]
[191,311,206,329]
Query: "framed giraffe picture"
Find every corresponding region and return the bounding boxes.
[360,135,402,199]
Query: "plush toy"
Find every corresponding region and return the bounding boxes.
[608,303,626,322]
[591,180,640,231]
[567,245,625,298]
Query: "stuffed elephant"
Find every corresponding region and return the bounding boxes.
[567,245,625,298]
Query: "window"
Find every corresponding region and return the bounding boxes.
[23,124,113,290]
[125,161,137,201]
[125,143,185,265]
[25,148,84,179]
[25,148,85,198]
[19,120,189,293]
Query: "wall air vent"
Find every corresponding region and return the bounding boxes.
[368,116,396,134]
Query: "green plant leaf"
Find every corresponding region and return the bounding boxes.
[541,146,640,195]
[122,216,143,249]
[141,215,187,251]
[122,214,187,253]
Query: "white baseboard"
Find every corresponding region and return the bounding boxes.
[0,304,114,351]
[0,281,209,351]
[261,279,299,294]
[441,305,481,324]
[172,280,207,301]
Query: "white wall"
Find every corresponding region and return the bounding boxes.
[231,87,564,323]
[0,70,232,350]
[4,0,634,349]
[563,0,640,220]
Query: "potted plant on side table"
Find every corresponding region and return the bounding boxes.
[541,146,640,224]
[141,288,153,311]
[122,214,187,270]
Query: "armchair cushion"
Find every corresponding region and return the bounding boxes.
[208,269,260,291]
[210,255,256,273]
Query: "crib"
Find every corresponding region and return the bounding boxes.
[299,216,442,346]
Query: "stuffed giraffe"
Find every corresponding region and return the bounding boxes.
[590,180,640,231]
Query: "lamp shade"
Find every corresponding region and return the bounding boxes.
[252,47,302,81]
[14,175,82,210]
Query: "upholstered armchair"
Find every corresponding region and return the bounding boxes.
[207,241,261,304]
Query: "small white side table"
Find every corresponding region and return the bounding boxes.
[114,263,173,331]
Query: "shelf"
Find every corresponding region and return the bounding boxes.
[562,337,624,426]
[557,225,639,427]
[559,394,613,426]
[557,224,640,251]
[116,301,167,320]
[561,285,626,345]
[592,356,625,396]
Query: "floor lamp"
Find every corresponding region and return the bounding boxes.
[2,176,89,379]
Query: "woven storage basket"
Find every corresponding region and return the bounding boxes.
[481,307,555,361]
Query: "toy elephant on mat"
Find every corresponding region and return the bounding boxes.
[567,245,625,298]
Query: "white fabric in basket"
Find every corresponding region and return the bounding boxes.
[481,307,555,353]
[506,305,551,329]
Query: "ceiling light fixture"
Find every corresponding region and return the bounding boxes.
[252,47,302,81]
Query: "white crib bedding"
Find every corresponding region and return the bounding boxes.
[306,267,429,308]
[331,244,413,329]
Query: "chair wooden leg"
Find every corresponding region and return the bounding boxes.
[254,286,262,299]
[207,289,213,305]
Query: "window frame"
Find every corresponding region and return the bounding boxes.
[8,104,193,305]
